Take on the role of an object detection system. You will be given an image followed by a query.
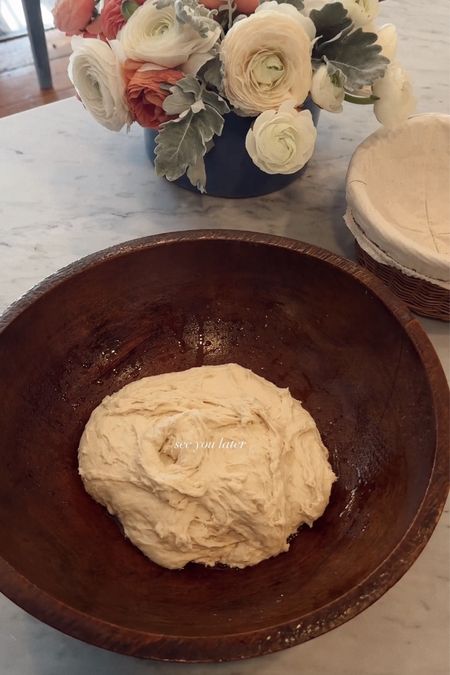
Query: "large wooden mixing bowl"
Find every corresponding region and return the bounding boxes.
[0,230,448,662]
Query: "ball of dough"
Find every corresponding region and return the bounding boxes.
[79,363,336,569]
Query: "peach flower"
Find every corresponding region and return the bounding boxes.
[201,0,258,12]
[101,0,145,40]
[124,62,184,128]
[84,15,103,37]
[53,0,96,35]
[101,0,125,39]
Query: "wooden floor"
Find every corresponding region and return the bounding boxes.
[0,29,74,118]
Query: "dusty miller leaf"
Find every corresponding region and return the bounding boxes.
[187,155,207,194]
[162,75,201,115]
[259,0,304,9]
[174,0,219,38]
[121,0,140,20]
[155,112,203,182]
[215,0,237,31]
[163,88,196,116]
[310,2,351,45]
[155,108,224,188]
[316,27,389,91]
[326,60,347,88]
[202,89,229,115]
[156,77,229,192]
[155,0,173,6]
[198,55,224,91]
[177,76,203,97]
[194,106,224,140]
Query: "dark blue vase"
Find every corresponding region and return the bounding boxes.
[144,100,320,199]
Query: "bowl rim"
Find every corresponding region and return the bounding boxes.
[0,229,448,663]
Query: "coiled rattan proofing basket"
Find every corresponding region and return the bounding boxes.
[346,114,450,321]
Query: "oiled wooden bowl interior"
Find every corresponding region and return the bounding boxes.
[0,231,448,662]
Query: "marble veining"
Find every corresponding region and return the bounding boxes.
[0,0,449,673]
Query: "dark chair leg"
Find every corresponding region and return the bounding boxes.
[21,0,53,90]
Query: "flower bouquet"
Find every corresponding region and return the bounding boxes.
[53,0,415,196]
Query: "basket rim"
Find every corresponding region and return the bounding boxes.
[346,113,450,282]
[344,208,450,290]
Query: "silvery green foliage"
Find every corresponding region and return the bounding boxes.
[174,0,219,38]
[161,75,203,115]
[155,0,173,7]
[215,0,237,31]
[310,2,351,45]
[315,26,389,91]
[259,0,304,9]
[198,55,224,92]
[326,59,347,89]
[121,0,140,20]
[155,76,230,193]
[186,156,207,192]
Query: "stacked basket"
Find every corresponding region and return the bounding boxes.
[345,114,450,321]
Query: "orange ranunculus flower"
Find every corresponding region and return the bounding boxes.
[101,0,124,39]
[52,0,96,35]
[124,62,184,129]
[200,0,258,12]
[101,0,146,40]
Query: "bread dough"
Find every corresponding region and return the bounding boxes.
[79,364,336,569]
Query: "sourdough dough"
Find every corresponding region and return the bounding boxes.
[79,364,336,569]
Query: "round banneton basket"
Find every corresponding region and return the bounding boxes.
[345,113,450,321]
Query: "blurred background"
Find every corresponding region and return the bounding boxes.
[0,0,74,117]
[0,0,53,38]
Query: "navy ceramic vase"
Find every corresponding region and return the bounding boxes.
[144,100,320,199]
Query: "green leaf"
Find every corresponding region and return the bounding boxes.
[121,0,140,20]
[259,0,304,9]
[174,0,219,38]
[198,55,223,92]
[326,60,347,88]
[316,27,389,91]
[202,89,229,115]
[162,89,196,116]
[155,112,204,182]
[187,155,207,193]
[177,76,203,98]
[162,75,201,116]
[156,76,229,192]
[344,92,379,104]
[155,107,225,187]
[310,2,351,45]
[215,0,238,31]
[195,106,224,141]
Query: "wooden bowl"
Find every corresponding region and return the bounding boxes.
[0,230,448,662]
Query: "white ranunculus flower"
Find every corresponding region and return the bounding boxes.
[221,4,315,116]
[68,37,130,132]
[245,101,317,174]
[341,0,379,27]
[377,23,398,61]
[311,64,346,113]
[118,0,220,73]
[373,63,416,129]
[256,2,316,40]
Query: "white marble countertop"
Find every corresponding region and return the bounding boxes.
[0,1,449,673]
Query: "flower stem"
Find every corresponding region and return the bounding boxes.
[344,93,379,105]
